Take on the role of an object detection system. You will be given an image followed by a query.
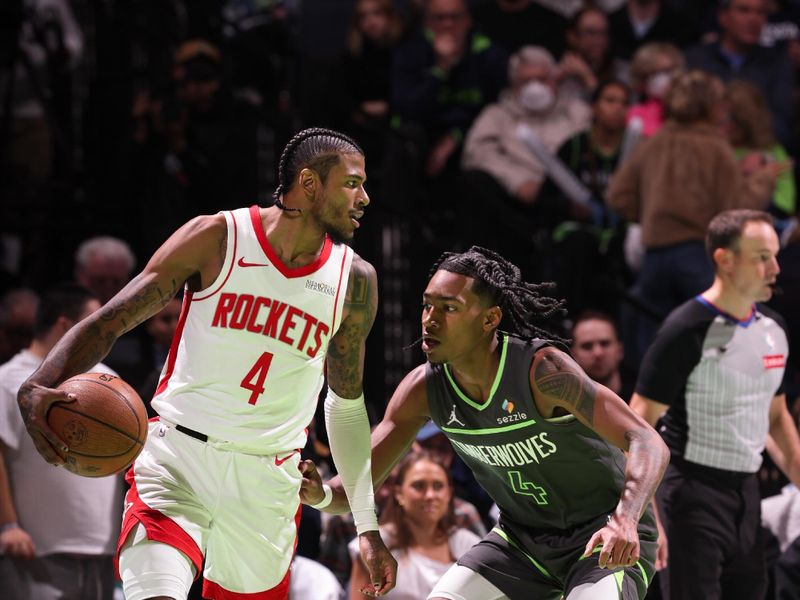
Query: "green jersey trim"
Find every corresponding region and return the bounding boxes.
[492,526,556,581]
[441,418,538,436]
[614,570,625,593]
[444,334,509,411]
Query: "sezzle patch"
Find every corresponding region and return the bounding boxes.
[763,354,786,369]
[304,280,336,297]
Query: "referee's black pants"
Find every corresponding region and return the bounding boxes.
[656,459,767,600]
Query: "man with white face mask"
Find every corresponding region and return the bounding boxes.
[458,46,591,277]
[463,46,590,206]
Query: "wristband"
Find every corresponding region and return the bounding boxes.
[0,522,19,534]
[308,484,333,510]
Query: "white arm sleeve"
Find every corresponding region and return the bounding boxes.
[324,389,379,535]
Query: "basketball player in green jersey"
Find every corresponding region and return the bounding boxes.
[301,247,669,599]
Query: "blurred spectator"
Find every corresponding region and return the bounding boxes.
[559,6,628,99]
[627,41,685,136]
[684,0,796,148]
[390,0,507,183]
[724,79,796,219]
[471,0,568,56]
[123,38,260,257]
[332,0,404,166]
[608,69,784,364]
[74,235,135,305]
[0,288,38,364]
[347,451,480,600]
[73,235,151,389]
[317,427,487,590]
[0,283,123,600]
[459,45,590,276]
[137,295,183,415]
[608,0,695,61]
[548,80,632,314]
[412,422,490,534]
[385,0,507,299]
[570,310,636,401]
[0,0,84,288]
[2,0,83,181]
[288,555,343,600]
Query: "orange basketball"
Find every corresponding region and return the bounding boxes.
[48,372,148,477]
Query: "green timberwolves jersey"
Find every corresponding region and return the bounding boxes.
[426,333,629,531]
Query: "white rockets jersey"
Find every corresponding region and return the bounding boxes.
[151,205,353,454]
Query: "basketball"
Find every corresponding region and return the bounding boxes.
[48,372,148,477]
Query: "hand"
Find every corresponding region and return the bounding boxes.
[357,530,397,597]
[514,180,541,205]
[16,382,74,466]
[298,459,325,505]
[0,526,36,559]
[583,513,640,570]
[425,134,459,177]
[558,52,596,89]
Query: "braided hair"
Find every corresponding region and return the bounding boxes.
[272,127,364,212]
[429,246,567,343]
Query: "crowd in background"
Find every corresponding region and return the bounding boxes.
[3,0,800,598]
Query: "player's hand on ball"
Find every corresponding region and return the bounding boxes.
[298,459,325,505]
[583,512,640,570]
[358,530,397,597]
[0,525,36,559]
[17,381,74,466]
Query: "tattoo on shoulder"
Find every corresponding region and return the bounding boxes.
[326,259,376,397]
[534,351,598,424]
[345,258,372,307]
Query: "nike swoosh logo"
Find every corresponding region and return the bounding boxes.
[275,450,299,467]
[238,257,271,268]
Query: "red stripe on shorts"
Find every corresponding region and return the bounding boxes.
[202,505,302,600]
[115,465,204,579]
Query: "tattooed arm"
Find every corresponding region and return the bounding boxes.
[324,254,396,597]
[17,213,228,465]
[531,346,669,569]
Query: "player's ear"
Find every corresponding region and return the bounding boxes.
[483,306,502,331]
[299,168,317,197]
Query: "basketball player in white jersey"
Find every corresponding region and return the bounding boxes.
[16,128,397,599]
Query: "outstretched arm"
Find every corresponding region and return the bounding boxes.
[531,347,669,569]
[324,255,396,597]
[301,366,431,513]
[17,214,228,464]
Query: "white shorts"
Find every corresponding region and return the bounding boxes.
[117,419,303,599]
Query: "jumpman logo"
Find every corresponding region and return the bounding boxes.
[446,405,466,427]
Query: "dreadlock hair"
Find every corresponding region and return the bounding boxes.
[272,127,364,212]
[429,246,568,343]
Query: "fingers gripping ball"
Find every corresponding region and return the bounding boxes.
[48,373,148,477]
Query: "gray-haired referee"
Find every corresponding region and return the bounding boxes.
[631,209,800,600]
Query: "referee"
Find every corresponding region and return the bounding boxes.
[631,209,800,600]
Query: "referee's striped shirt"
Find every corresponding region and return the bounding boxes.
[636,296,789,473]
